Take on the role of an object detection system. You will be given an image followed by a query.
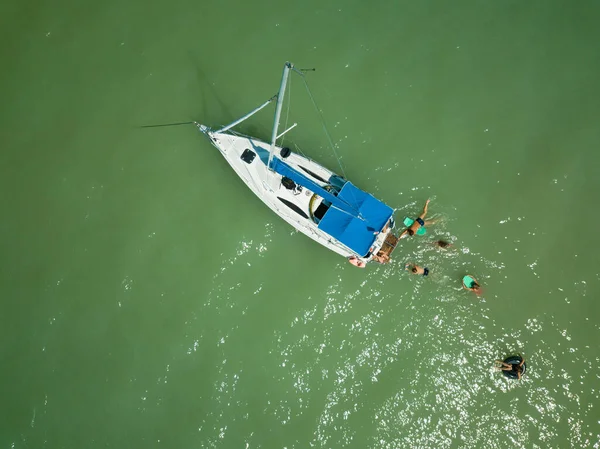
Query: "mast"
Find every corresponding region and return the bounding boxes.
[268,62,293,170]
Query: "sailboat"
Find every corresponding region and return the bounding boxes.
[196,62,399,265]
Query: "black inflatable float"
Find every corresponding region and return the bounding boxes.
[502,355,527,379]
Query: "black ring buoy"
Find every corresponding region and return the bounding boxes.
[502,355,526,379]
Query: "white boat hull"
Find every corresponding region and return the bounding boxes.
[199,127,394,261]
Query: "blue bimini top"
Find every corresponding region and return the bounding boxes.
[270,158,393,256]
[317,182,393,256]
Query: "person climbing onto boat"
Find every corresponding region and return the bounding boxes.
[348,256,366,268]
[405,264,429,277]
[462,275,482,295]
[372,251,390,264]
[399,199,435,238]
[495,356,526,380]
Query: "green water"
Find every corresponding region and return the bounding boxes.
[2,0,600,447]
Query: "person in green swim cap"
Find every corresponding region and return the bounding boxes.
[462,275,482,295]
[399,199,435,239]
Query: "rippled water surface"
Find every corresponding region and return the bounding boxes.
[2,0,600,448]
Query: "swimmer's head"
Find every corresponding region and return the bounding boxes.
[411,267,418,273]
[407,229,415,236]
[437,240,450,248]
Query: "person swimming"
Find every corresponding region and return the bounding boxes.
[462,275,482,295]
[495,356,526,380]
[405,264,429,277]
[399,199,435,238]
[434,240,452,249]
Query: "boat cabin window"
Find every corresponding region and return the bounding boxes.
[277,197,309,219]
[299,165,328,183]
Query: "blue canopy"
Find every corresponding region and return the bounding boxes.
[270,158,393,256]
[318,182,394,256]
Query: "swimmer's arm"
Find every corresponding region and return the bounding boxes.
[519,356,525,367]
[418,199,431,219]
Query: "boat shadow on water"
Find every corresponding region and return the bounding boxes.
[189,54,234,127]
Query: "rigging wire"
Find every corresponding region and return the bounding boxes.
[299,75,348,182]
[297,72,368,221]
[293,142,308,159]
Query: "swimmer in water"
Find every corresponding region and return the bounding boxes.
[399,199,436,238]
[495,356,526,380]
[462,275,482,295]
[405,263,429,277]
[433,239,452,249]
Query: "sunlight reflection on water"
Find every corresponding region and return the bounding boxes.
[197,220,599,449]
